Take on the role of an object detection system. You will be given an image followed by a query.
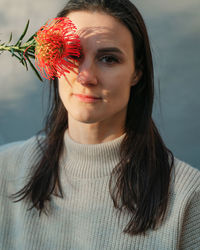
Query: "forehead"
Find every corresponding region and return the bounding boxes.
[67,11,134,53]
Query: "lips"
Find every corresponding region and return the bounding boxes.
[73,93,102,103]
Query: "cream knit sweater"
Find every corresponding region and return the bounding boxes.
[0,131,200,250]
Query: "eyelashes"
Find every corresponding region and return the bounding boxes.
[98,55,120,64]
[65,55,81,61]
[65,54,120,65]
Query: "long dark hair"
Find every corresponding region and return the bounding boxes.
[11,0,174,235]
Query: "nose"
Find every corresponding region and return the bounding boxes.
[77,59,98,86]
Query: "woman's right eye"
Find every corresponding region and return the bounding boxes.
[65,55,83,66]
[67,55,81,60]
[99,55,120,65]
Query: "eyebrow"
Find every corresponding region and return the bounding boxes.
[97,47,124,55]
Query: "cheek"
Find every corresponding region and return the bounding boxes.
[105,72,132,101]
[104,85,131,118]
[59,70,77,89]
[104,74,132,113]
[58,77,72,108]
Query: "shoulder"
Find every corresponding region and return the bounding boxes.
[0,135,44,163]
[172,158,200,249]
[0,135,45,186]
[172,157,200,195]
[0,134,45,155]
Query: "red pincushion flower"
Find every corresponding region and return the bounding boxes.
[34,17,81,80]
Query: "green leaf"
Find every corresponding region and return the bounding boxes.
[10,51,22,61]
[24,46,35,55]
[26,56,43,82]
[23,46,35,59]
[7,47,28,70]
[28,46,36,53]
[15,20,30,46]
[25,53,35,59]
[8,32,12,44]
[26,32,37,43]
[10,48,15,56]
[20,52,25,62]
[16,52,27,68]
[21,57,28,70]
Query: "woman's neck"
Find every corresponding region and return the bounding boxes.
[68,114,125,144]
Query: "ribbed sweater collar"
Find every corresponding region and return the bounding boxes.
[60,130,125,179]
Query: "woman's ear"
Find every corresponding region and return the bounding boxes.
[131,70,142,86]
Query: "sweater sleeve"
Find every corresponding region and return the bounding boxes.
[179,190,200,249]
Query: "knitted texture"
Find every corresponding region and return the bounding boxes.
[0,131,200,250]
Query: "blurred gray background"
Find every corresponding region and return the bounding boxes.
[0,0,199,169]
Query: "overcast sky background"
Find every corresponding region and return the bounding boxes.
[0,0,199,169]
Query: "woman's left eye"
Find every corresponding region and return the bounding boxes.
[99,55,119,64]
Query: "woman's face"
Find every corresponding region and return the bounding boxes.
[59,10,141,126]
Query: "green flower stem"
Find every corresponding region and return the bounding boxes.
[0,20,43,81]
[0,45,28,53]
[0,42,43,82]
[0,42,35,54]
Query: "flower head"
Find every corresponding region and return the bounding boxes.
[34,17,81,80]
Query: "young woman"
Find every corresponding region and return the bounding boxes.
[0,0,199,249]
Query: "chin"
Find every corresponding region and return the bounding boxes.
[76,116,100,124]
[70,111,101,124]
